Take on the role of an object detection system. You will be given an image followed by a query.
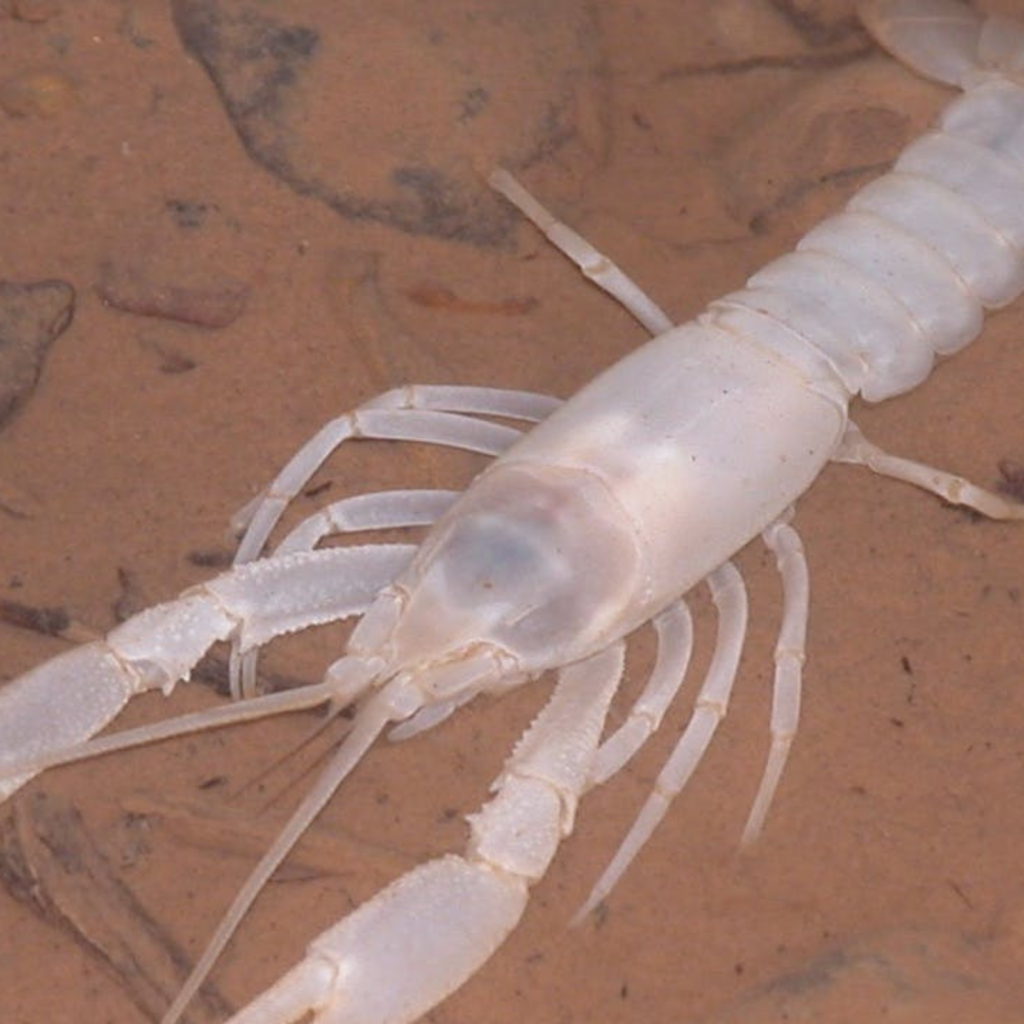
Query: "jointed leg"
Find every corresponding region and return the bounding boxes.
[574,562,748,923]
[275,490,459,557]
[490,168,674,336]
[233,385,560,565]
[740,515,809,846]
[588,600,694,786]
[836,421,1024,519]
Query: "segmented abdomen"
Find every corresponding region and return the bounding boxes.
[710,74,1024,403]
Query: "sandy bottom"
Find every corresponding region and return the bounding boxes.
[2,2,1024,1023]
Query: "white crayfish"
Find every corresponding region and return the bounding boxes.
[3,1,1024,1021]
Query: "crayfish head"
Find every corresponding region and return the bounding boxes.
[345,460,642,712]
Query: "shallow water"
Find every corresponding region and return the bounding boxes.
[2,2,1024,1022]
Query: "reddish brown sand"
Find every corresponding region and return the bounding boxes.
[2,2,1024,1023]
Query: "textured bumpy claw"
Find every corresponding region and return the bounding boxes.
[223,645,624,1024]
[0,641,147,799]
[0,546,414,801]
[0,595,235,800]
[229,858,528,1024]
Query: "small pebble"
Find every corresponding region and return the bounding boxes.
[96,260,249,329]
[0,70,77,117]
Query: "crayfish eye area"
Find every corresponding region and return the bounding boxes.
[439,512,555,596]
[386,462,642,670]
